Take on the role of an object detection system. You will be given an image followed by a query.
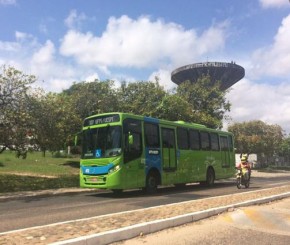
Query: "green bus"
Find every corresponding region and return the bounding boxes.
[79,112,235,193]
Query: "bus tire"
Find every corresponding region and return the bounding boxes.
[206,168,215,187]
[112,189,123,195]
[174,183,186,189]
[146,172,158,194]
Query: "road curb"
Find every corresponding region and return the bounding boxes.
[50,192,290,245]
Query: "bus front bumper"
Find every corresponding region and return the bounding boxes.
[80,171,123,190]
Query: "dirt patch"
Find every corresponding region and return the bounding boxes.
[1,172,57,178]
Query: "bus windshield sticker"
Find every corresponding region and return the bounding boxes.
[95,149,102,158]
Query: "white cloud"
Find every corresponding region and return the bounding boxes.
[0,11,289,135]
[226,79,290,133]
[39,24,48,35]
[29,40,92,92]
[15,31,37,43]
[148,69,176,91]
[64,9,87,30]
[31,40,55,65]
[232,13,290,134]
[0,32,38,70]
[0,15,228,92]
[84,73,100,82]
[249,14,290,79]
[0,40,19,52]
[0,31,103,93]
[259,0,290,8]
[45,78,75,92]
[60,15,228,70]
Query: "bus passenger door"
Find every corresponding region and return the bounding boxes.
[220,136,230,169]
[123,119,144,188]
[161,128,177,172]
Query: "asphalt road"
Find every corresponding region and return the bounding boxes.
[1,172,290,233]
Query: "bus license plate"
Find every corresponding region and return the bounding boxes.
[89,177,102,183]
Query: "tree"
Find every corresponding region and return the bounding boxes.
[155,94,194,122]
[277,135,290,164]
[0,64,236,159]
[29,93,82,156]
[228,120,284,165]
[63,80,119,119]
[176,76,231,129]
[117,79,166,116]
[0,66,36,157]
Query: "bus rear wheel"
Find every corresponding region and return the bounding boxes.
[146,173,158,194]
[206,168,215,187]
[112,189,123,194]
[174,183,186,189]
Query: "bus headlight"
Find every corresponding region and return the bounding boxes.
[109,165,120,174]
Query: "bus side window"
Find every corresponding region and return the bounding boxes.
[177,127,189,150]
[210,133,219,151]
[200,131,210,150]
[228,135,234,151]
[123,119,142,163]
[189,129,200,150]
[220,136,229,151]
[144,123,160,148]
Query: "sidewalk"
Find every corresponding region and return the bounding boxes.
[113,196,290,245]
[1,182,290,245]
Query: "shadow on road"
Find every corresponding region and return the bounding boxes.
[86,180,251,199]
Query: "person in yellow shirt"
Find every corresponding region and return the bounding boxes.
[237,155,251,181]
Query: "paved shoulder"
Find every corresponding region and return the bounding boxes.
[221,197,290,235]
[113,197,290,245]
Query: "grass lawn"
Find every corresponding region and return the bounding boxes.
[0,151,80,193]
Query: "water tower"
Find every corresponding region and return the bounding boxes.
[171,61,245,90]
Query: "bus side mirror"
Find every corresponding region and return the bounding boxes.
[74,132,82,146]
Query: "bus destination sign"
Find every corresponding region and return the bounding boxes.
[84,114,120,126]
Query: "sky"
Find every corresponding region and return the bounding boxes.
[1,0,290,133]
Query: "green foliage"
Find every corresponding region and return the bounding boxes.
[63,80,119,119]
[117,79,166,116]
[155,94,193,122]
[0,65,236,157]
[0,65,37,156]
[278,135,290,159]
[2,65,290,190]
[176,76,231,128]
[228,120,284,157]
[28,93,82,154]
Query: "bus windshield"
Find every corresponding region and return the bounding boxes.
[82,126,122,159]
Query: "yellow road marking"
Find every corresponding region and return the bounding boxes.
[244,209,277,229]
[221,214,234,223]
